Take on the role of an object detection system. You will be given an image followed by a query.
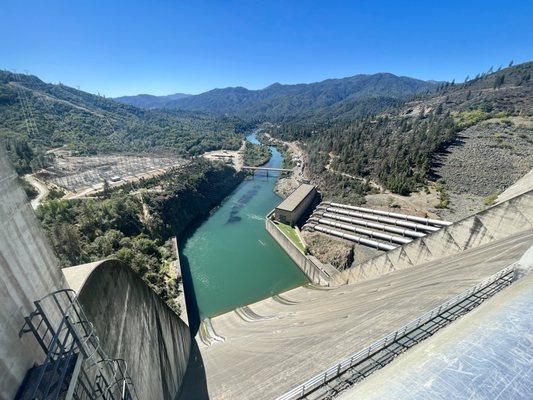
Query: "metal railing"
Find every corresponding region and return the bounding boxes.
[18,289,138,400]
[276,266,515,400]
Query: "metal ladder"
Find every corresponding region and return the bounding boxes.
[16,289,137,400]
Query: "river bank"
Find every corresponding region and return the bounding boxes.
[35,160,243,315]
[179,133,309,325]
[243,140,272,167]
[256,131,308,198]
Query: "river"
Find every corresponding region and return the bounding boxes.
[179,133,308,323]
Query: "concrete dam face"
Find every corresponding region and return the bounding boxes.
[63,260,191,400]
[180,189,533,400]
[0,149,70,398]
[0,148,192,399]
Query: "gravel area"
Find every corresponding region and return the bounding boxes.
[302,231,354,270]
[275,176,300,198]
[432,117,533,197]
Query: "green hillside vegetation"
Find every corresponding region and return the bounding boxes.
[270,62,533,200]
[115,73,437,122]
[113,93,191,109]
[36,160,243,311]
[0,71,244,165]
[277,222,306,253]
[243,141,271,167]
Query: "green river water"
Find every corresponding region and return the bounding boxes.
[180,133,308,322]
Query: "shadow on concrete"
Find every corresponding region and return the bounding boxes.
[177,234,209,399]
[176,247,201,336]
[177,340,209,400]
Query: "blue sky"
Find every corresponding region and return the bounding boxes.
[1,0,532,97]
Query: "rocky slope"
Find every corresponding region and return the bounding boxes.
[432,117,532,197]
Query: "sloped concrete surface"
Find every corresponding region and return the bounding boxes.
[497,168,533,204]
[337,261,533,400]
[0,149,67,399]
[63,260,191,400]
[181,230,533,400]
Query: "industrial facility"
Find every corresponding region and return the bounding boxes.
[274,184,317,226]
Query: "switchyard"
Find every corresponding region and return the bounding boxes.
[36,154,187,196]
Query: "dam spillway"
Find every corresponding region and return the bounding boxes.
[180,133,308,320]
[179,189,533,400]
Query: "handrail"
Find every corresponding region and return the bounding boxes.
[276,266,515,400]
[20,288,138,399]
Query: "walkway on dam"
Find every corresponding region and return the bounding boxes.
[180,230,533,400]
[336,268,533,400]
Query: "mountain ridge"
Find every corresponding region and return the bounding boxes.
[0,70,243,165]
[113,92,191,109]
[269,61,533,200]
[113,72,439,121]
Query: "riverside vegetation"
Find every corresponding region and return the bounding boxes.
[243,141,271,167]
[36,160,243,312]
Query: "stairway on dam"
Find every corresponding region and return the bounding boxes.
[179,190,533,400]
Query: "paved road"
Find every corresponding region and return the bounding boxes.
[180,230,533,400]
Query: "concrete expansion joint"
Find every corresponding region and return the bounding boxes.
[0,172,17,184]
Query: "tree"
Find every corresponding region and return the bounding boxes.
[102,180,111,198]
[494,74,505,89]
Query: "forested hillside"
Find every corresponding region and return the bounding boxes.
[270,62,533,202]
[0,71,244,166]
[114,73,437,122]
[113,92,191,109]
[37,160,243,310]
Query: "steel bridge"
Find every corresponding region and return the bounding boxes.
[242,166,292,172]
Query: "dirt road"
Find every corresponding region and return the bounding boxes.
[24,174,49,209]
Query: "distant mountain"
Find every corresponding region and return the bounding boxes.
[113,93,191,109]
[114,73,439,121]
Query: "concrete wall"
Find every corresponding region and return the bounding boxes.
[0,148,68,399]
[63,260,191,400]
[266,215,333,285]
[332,190,533,285]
